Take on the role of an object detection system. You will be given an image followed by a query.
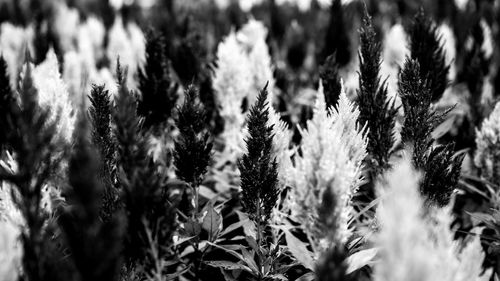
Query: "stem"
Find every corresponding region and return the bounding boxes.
[256,194,263,281]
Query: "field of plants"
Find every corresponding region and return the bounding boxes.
[0,0,499,280]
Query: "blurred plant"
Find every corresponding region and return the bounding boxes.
[59,113,125,281]
[31,49,76,144]
[113,62,177,276]
[0,52,69,281]
[321,0,350,67]
[137,28,178,131]
[211,30,252,193]
[475,102,500,187]
[399,58,463,206]
[315,245,351,281]
[88,84,119,220]
[319,54,341,110]
[458,19,491,130]
[374,158,491,281]
[357,10,397,177]
[407,8,450,102]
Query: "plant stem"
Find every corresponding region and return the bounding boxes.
[256,194,263,281]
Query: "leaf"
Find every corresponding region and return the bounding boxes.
[183,219,201,237]
[202,203,222,241]
[266,274,288,280]
[219,219,251,237]
[241,248,259,274]
[174,236,196,246]
[204,261,253,273]
[346,248,378,274]
[206,242,246,262]
[284,231,314,270]
[199,185,218,200]
[296,272,316,281]
[236,211,257,238]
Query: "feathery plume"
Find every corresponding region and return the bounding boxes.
[238,84,279,225]
[174,85,213,187]
[357,10,398,176]
[474,102,500,186]
[287,82,358,257]
[59,114,125,281]
[113,63,177,269]
[88,84,119,220]
[407,9,450,102]
[319,54,342,110]
[374,159,490,281]
[31,48,76,143]
[1,52,68,281]
[137,28,178,131]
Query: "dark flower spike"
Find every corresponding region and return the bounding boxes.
[357,8,398,176]
[407,8,450,102]
[319,53,342,110]
[399,58,462,206]
[113,62,177,269]
[137,28,178,131]
[321,0,351,67]
[88,84,119,220]
[238,82,279,225]
[420,143,464,207]
[59,113,125,281]
[174,85,213,187]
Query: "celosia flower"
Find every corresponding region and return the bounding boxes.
[30,49,76,143]
[53,2,80,52]
[287,82,359,258]
[77,16,105,70]
[474,101,500,186]
[0,23,33,88]
[107,16,144,90]
[374,158,491,281]
[330,81,368,191]
[212,30,252,174]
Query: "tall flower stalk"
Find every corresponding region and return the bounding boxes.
[238,84,279,279]
[357,10,397,177]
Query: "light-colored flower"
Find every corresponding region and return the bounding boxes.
[286,81,360,258]
[53,2,80,52]
[374,158,491,281]
[31,49,76,143]
[474,101,500,186]
[0,23,33,88]
[330,81,368,192]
